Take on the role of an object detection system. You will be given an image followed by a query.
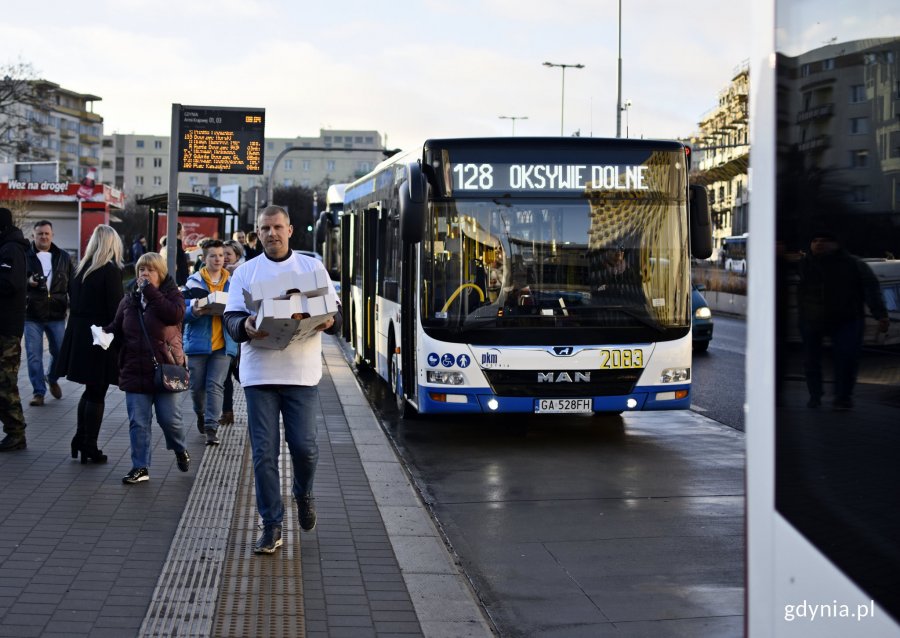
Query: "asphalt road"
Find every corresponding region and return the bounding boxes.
[691,314,747,431]
[351,330,747,637]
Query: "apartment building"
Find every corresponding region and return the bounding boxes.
[690,62,750,258]
[101,128,383,205]
[0,80,103,183]
[777,38,899,219]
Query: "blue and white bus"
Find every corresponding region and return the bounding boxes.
[341,137,711,416]
[314,182,348,283]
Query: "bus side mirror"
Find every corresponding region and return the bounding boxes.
[689,184,713,259]
[399,161,426,243]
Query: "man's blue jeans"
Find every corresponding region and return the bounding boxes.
[244,385,319,527]
[124,391,187,470]
[187,349,231,432]
[24,319,65,396]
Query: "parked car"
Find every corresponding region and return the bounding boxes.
[692,283,714,352]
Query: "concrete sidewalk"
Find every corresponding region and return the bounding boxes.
[0,336,492,637]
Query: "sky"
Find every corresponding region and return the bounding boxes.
[0,0,755,151]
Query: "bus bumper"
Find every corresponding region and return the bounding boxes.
[416,385,692,414]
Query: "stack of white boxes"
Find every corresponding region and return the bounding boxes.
[243,270,339,350]
[195,291,229,315]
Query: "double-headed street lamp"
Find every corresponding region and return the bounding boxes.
[498,115,528,136]
[543,61,584,136]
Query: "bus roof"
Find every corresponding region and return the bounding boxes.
[326,183,347,206]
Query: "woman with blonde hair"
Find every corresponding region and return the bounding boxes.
[55,224,124,463]
[104,252,190,484]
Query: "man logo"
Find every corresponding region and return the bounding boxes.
[537,372,591,383]
[552,346,575,356]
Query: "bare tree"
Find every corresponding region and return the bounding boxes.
[0,60,55,162]
[0,192,33,230]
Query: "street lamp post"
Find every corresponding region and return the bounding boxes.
[616,0,623,138]
[498,115,528,136]
[543,61,585,136]
[621,99,632,138]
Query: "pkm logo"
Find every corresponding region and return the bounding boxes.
[481,353,498,365]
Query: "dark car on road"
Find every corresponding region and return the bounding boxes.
[692,283,714,352]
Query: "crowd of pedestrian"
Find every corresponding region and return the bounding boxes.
[0,207,342,554]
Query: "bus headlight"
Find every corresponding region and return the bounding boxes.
[694,307,712,319]
[427,370,465,385]
[661,368,691,383]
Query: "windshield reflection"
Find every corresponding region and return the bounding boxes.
[422,199,690,340]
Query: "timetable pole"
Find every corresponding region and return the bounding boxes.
[166,104,180,277]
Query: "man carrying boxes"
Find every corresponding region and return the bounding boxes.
[224,205,342,555]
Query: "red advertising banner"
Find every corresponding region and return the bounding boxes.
[156,215,222,253]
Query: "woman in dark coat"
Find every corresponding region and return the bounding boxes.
[103,252,190,484]
[55,224,124,463]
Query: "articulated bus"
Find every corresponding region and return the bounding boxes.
[341,137,712,416]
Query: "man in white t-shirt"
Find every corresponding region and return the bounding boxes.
[224,206,342,555]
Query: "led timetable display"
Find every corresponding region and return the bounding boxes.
[177,106,265,174]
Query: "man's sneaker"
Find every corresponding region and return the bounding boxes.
[122,467,149,484]
[298,495,317,532]
[0,434,26,452]
[29,394,44,406]
[205,429,220,446]
[48,381,62,399]
[254,524,283,554]
[176,450,191,472]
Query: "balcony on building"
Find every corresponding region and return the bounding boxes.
[797,134,831,152]
[79,155,99,167]
[796,103,835,123]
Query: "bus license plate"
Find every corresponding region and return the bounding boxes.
[534,398,593,414]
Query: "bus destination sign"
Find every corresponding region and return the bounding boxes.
[450,162,651,193]
[178,106,265,174]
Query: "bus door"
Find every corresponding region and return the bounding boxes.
[340,213,352,341]
[362,204,380,365]
[399,240,419,407]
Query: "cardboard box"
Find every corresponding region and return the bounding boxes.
[247,269,331,303]
[251,292,339,350]
[196,291,229,315]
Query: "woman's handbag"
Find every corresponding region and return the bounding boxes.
[137,307,189,393]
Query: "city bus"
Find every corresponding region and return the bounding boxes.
[341,137,712,416]
[314,182,347,282]
[720,233,748,274]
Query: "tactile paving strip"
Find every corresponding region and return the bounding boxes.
[138,396,249,638]
[212,439,304,637]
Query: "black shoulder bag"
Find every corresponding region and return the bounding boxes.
[137,307,190,393]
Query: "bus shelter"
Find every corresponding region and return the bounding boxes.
[137,192,239,256]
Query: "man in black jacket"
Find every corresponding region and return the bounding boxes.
[798,230,890,410]
[24,220,73,406]
[0,208,29,451]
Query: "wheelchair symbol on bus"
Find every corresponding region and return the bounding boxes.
[441,353,455,367]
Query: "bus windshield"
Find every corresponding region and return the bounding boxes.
[421,195,691,344]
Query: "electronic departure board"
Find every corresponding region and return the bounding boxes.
[177,105,265,174]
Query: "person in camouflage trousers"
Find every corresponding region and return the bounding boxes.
[0,207,29,452]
